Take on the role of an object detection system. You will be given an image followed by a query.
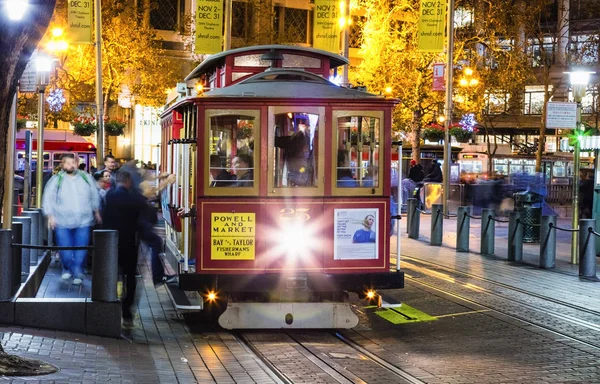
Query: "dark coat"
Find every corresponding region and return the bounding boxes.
[103,185,147,265]
[408,164,425,182]
[424,162,443,183]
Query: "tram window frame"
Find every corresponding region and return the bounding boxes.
[204,109,260,196]
[331,110,384,196]
[267,106,325,197]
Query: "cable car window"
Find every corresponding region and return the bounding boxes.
[272,112,319,188]
[208,114,256,188]
[336,116,380,188]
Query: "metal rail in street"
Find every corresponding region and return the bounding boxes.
[404,272,600,351]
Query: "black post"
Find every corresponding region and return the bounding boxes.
[92,230,119,302]
[579,219,597,279]
[0,230,13,301]
[11,222,23,292]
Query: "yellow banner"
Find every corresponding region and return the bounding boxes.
[313,0,340,53]
[211,213,255,260]
[195,0,223,54]
[68,0,93,44]
[417,0,446,52]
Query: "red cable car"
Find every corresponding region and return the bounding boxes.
[160,45,404,329]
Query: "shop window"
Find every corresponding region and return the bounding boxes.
[272,112,319,188]
[207,112,258,190]
[335,114,381,191]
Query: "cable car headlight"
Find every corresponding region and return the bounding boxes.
[278,223,311,258]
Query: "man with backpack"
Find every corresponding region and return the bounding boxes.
[42,154,101,285]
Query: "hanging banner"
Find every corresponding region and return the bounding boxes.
[417,0,446,52]
[432,63,445,91]
[313,0,340,53]
[68,0,93,44]
[195,0,223,54]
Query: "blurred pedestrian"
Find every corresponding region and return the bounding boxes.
[401,160,424,204]
[102,169,147,327]
[42,154,101,285]
[424,159,443,183]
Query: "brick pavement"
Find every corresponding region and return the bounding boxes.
[1,246,276,384]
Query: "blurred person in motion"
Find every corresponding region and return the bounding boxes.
[93,170,111,210]
[42,154,101,285]
[102,169,147,327]
[401,160,424,204]
[424,159,443,183]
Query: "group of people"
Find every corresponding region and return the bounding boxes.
[42,154,176,327]
[209,154,253,187]
[400,159,443,205]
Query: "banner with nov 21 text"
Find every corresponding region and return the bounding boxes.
[195,0,223,54]
[417,0,446,52]
[68,0,93,44]
[313,0,340,53]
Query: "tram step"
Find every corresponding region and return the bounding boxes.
[165,281,203,311]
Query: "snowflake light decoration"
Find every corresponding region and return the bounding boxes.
[46,88,66,113]
[460,113,476,132]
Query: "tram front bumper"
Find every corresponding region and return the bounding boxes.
[179,271,404,294]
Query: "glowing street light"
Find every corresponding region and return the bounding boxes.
[5,0,28,21]
[566,70,595,264]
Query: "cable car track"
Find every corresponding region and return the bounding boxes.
[400,255,600,318]
[235,330,424,384]
[402,270,600,351]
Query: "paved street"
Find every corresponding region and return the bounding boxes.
[2,215,600,383]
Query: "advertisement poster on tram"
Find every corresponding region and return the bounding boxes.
[210,213,256,260]
[334,208,379,260]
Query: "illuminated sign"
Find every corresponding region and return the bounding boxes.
[211,213,255,260]
[546,102,577,129]
[417,0,446,52]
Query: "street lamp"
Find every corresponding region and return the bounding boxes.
[35,55,52,208]
[2,0,28,228]
[566,70,594,264]
[5,0,28,21]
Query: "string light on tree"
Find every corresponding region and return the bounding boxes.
[460,113,476,132]
[46,88,66,113]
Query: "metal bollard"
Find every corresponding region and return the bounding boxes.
[480,208,495,256]
[12,188,19,217]
[579,219,597,279]
[13,217,31,272]
[430,204,443,246]
[11,222,22,291]
[0,230,13,301]
[456,206,471,252]
[507,211,523,262]
[35,208,45,246]
[539,215,557,269]
[92,230,119,302]
[22,210,40,259]
[407,198,420,240]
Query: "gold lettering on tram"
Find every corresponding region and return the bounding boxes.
[279,208,311,221]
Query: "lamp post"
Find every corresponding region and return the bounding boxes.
[35,56,52,208]
[442,0,455,215]
[2,0,29,228]
[567,70,594,264]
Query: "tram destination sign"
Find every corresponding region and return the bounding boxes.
[546,102,577,129]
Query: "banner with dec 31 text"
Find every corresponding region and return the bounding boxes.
[68,0,93,44]
[313,0,340,53]
[195,0,223,54]
[417,0,446,52]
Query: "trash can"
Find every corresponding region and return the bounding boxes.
[513,191,543,243]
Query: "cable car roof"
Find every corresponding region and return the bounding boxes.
[185,45,349,81]
[203,69,384,99]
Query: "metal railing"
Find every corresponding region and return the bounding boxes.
[405,198,598,281]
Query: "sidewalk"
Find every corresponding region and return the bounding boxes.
[392,213,600,312]
[1,247,275,384]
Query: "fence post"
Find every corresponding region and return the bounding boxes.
[11,222,22,292]
[507,211,523,262]
[12,188,19,217]
[92,230,119,302]
[35,208,45,247]
[408,198,420,240]
[579,219,597,279]
[0,230,13,301]
[431,204,443,246]
[539,215,557,269]
[22,210,40,260]
[456,206,471,252]
[13,217,31,274]
[480,208,495,256]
